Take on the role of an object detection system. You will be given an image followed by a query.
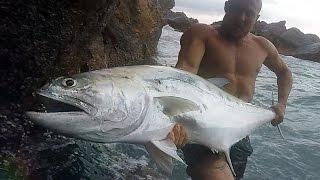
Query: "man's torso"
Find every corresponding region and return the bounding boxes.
[196,26,268,102]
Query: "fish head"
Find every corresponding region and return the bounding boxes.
[26,70,150,142]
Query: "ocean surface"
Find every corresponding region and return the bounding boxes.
[156,25,320,180]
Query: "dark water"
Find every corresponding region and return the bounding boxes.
[156,25,320,180]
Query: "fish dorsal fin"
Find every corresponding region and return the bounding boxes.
[207,78,230,88]
[145,139,186,174]
[154,96,200,116]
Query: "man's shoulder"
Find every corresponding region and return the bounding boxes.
[251,34,277,52]
[251,34,274,48]
[183,23,217,39]
[250,34,280,60]
[189,23,215,32]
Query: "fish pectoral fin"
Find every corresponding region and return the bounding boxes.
[145,139,185,174]
[154,96,200,116]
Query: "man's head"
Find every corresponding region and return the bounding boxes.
[221,0,262,40]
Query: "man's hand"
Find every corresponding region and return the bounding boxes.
[167,124,188,149]
[271,103,286,126]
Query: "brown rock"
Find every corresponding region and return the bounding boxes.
[1,0,166,102]
[293,43,320,62]
[0,0,172,178]
[167,11,199,32]
[159,0,175,12]
[254,21,287,41]
[280,28,320,48]
[252,21,320,62]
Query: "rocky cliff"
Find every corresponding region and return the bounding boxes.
[0,0,174,179]
[253,21,320,62]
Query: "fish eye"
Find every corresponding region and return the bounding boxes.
[62,78,77,87]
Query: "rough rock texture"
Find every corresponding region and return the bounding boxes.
[253,21,296,55]
[280,28,320,48]
[240,20,320,62]
[1,0,168,102]
[254,22,320,62]
[254,21,287,47]
[167,11,198,32]
[0,0,172,179]
[293,43,320,62]
[158,0,175,17]
[158,0,195,32]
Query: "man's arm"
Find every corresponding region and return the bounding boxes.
[169,25,207,148]
[175,24,206,74]
[262,38,293,126]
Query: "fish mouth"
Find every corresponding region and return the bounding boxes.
[25,92,97,134]
[27,91,97,116]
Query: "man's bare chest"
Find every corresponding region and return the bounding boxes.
[199,39,267,78]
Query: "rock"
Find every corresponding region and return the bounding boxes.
[280,28,320,48]
[1,0,166,102]
[252,21,320,62]
[167,11,199,32]
[0,0,174,178]
[292,43,320,62]
[158,0,175,12]
[254,21,287,42]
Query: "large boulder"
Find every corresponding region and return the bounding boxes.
[0,0,172,178]
[167,11,199,32]
[1,0,166,101]
[280,28,320,48]
[292,43,320,62]
[253,21,320,62]
[159,0,175,13]
[158,0,175,23]
[254,21,287,39]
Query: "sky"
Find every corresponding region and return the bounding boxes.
[173,0,320,36]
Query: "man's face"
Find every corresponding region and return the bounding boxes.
[222,0,261,39]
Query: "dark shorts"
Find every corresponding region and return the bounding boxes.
[182,136,253,179]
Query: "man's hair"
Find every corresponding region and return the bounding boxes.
[228,0,262,12]
[254,0,262,12]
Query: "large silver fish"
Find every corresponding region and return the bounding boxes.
[26,65,276,176]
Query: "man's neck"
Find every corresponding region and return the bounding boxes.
[218,25,249,44]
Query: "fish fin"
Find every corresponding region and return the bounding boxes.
[223,149,236,177]
[154,96,200,116]
[207,78,230,88]
[145,139,185,174]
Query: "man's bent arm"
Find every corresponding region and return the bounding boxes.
[175,24,206,74]
[263,39,293,107]
[275,63,292,106]
[170,25,207,148]
[262,38,293,125]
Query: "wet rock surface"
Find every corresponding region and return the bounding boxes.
[254,21,320,62]
[279,28,320,48]
[292,43,320,62]
[0,0,173,179]
[167,11,198,32]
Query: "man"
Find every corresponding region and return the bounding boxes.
[167,0,293,179]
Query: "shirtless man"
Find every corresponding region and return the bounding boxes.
[167,0,293,179]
